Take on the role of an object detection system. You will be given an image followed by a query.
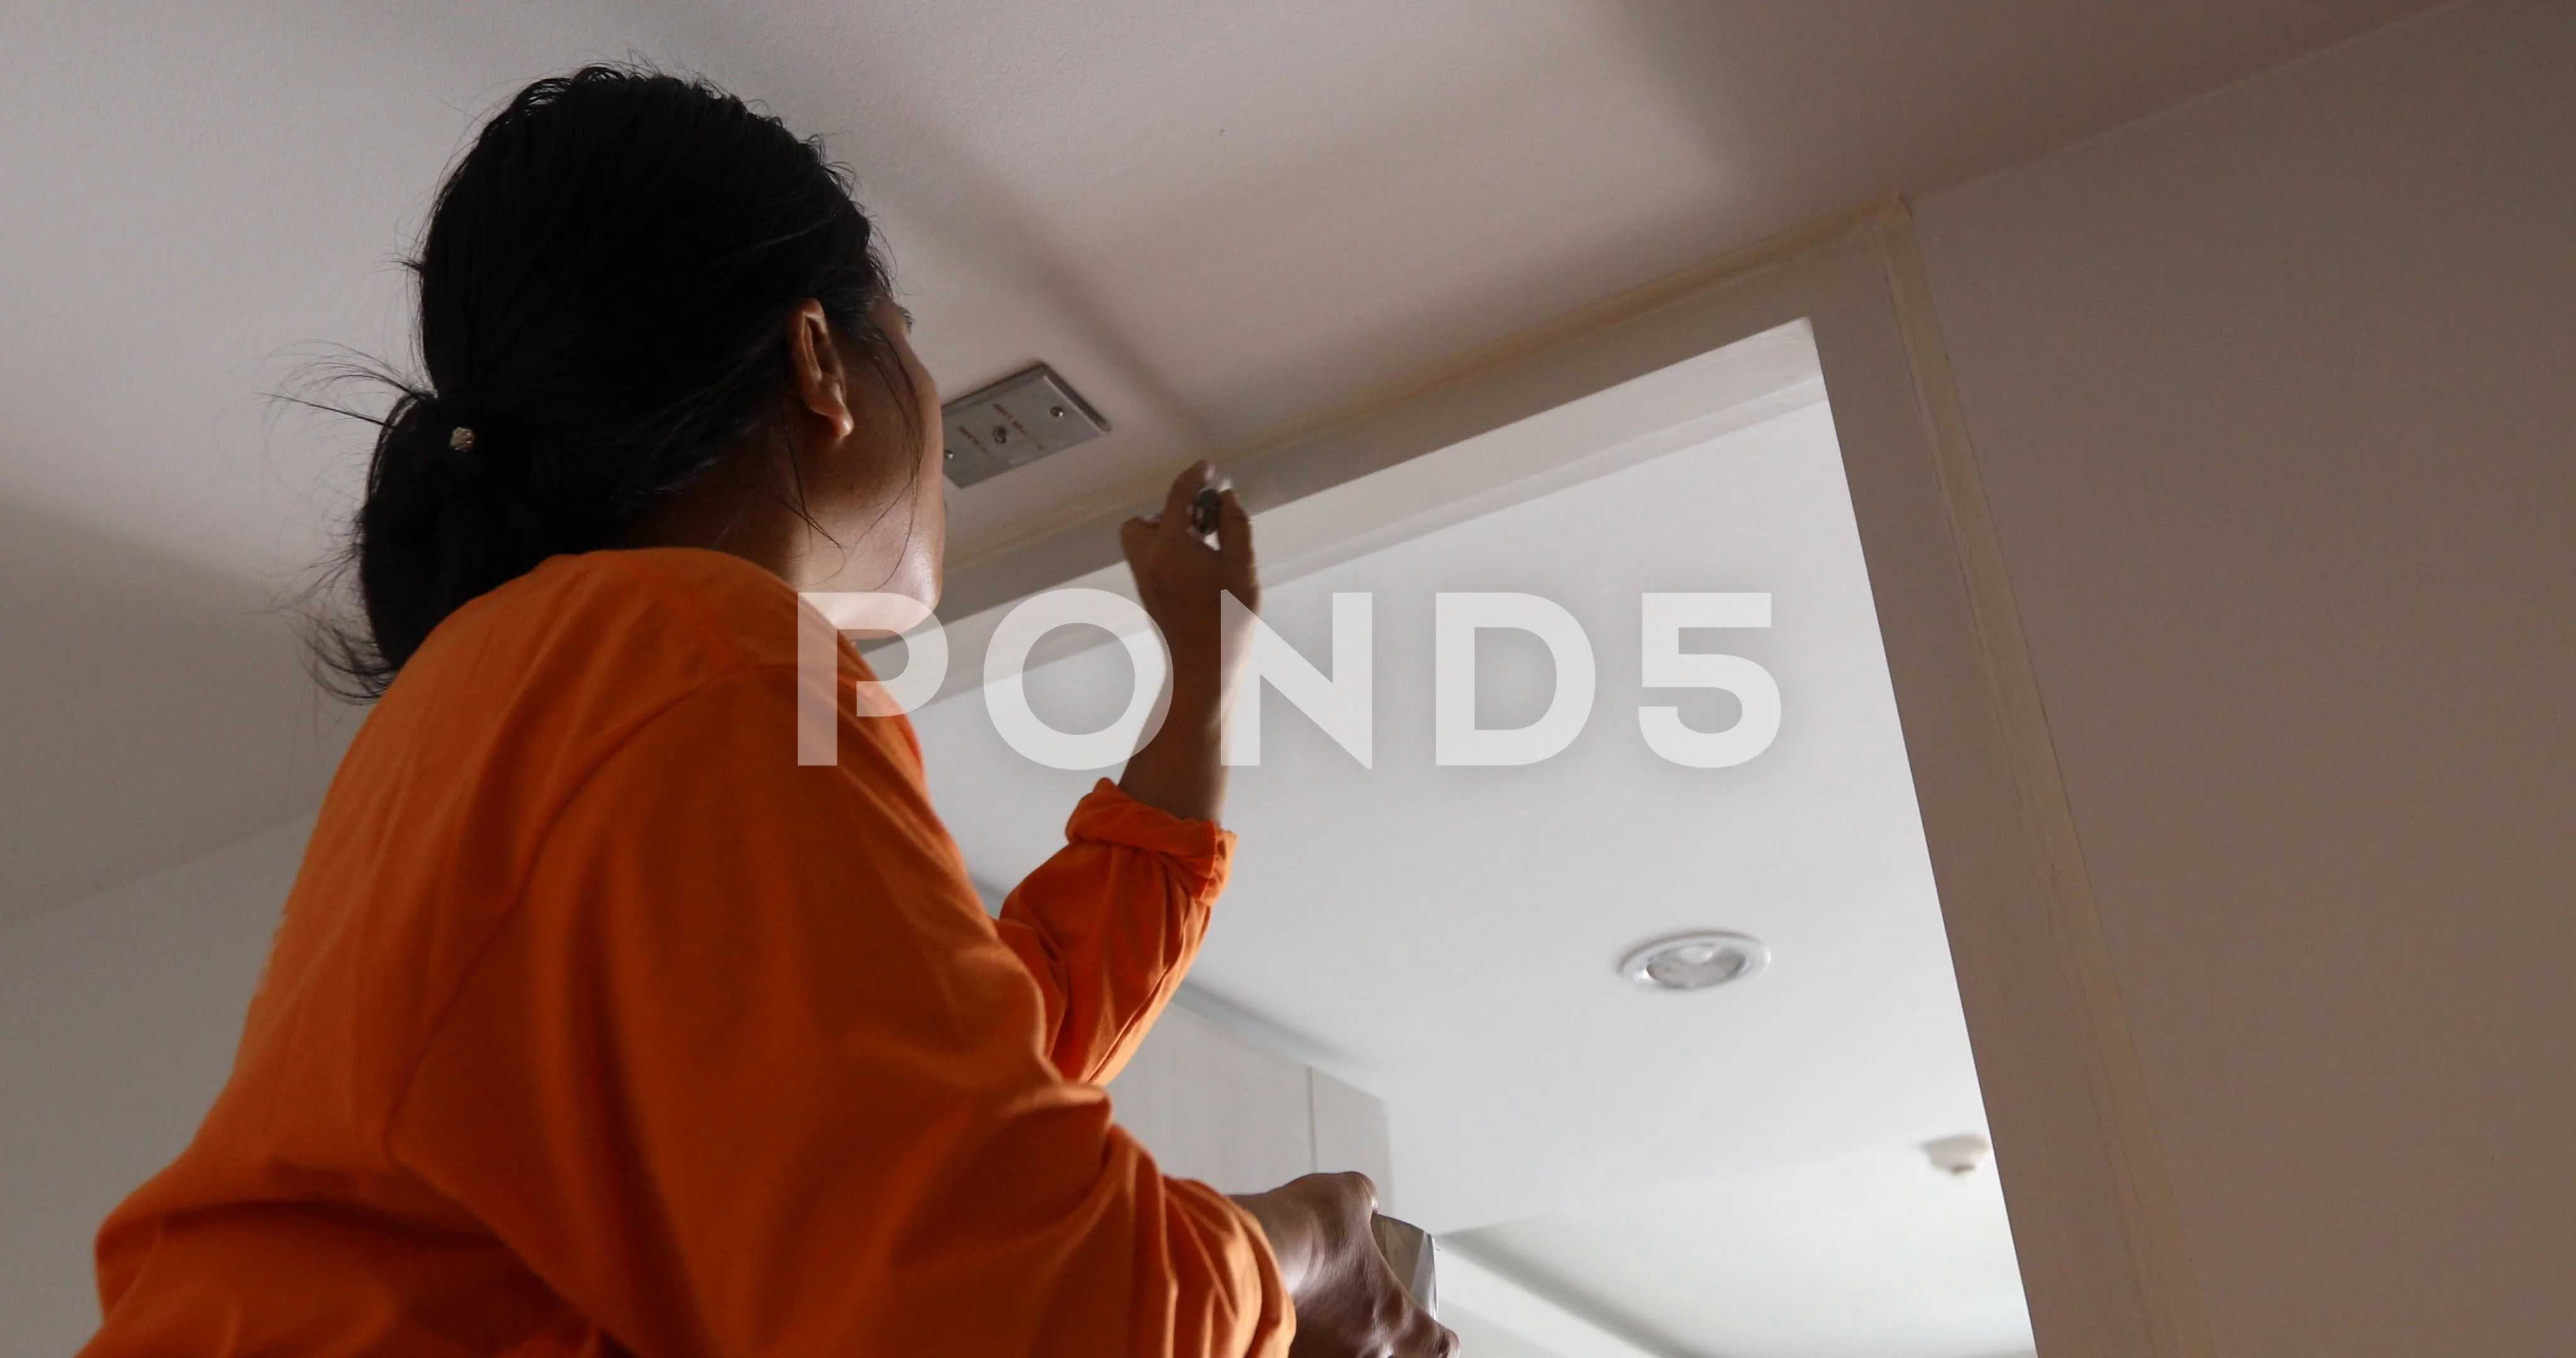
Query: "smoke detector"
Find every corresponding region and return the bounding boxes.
[1618,931,1769,991]
[1922,1134,1994,1178]
[940,364,1111,487]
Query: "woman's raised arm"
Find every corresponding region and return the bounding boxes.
[991,460,1259,1084]
[1116,460,1258,825]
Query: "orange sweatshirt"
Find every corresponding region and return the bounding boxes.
[81,547,1289,1357]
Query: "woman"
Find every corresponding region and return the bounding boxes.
[83,66,1452,1358]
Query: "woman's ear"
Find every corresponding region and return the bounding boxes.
[783,299,858,442]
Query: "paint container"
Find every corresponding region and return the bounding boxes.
[1371,1213,1437,1310]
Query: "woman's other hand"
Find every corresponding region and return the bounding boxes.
[1114,460,1257,824]
[1231,1173,1458,1358]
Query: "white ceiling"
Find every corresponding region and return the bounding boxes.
[1452,1142,2033,1358]
[0,0,2436,589]
[911,331,2016,1353]
[0,0,2440,917]
[1443,1308,1571,1358]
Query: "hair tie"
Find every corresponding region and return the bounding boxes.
[432,423,480,476]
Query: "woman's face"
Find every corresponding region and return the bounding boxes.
[802,296,947,612]
[869,297,948,608]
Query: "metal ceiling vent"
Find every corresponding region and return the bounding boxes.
[940,364,1111,487]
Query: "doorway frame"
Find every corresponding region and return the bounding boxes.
[940,199,2212,1358]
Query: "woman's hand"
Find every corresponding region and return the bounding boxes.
[1232,1173,1457,1358]
[1115,460,1257,824]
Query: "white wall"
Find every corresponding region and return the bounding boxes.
[1109,1002,1396,1201]
[0,501,352,929]
[1911,1,2575,1353]
[0,817,309,1356]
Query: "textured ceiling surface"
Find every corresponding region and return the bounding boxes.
[0,0,2436,588]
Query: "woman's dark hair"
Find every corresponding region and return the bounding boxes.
[317,64,909,697]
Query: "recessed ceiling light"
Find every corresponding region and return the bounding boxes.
[1618,931,1769,991]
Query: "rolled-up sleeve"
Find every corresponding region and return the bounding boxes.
[996,780,1235,1086]
[384,667,1287,1358]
